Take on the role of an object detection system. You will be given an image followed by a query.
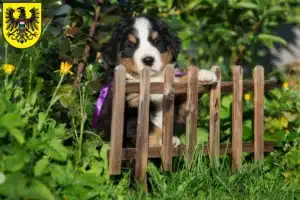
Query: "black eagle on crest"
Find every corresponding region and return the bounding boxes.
[5,7,40,44]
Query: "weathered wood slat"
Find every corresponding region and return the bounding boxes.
[110,142,276,160]
[186,66,199,165]
[125,79,280,94]
[209,66,221,168]
[254,66,265,161]
[162,67,175,171]
[109,65,126,175]
[135,67,150,188]
[232,66,243,172]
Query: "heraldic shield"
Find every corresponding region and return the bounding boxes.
[2,3,42,49]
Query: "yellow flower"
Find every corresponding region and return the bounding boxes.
[2,64,15,75]
[282,82,289,90]
[280,116,288,128]
[244,93,251,101]
[56,62,73,75]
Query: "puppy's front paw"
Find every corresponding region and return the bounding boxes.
[172,136,181,148]
[198,69,217,85]
[158,136,181,148]
[126,93,139,107]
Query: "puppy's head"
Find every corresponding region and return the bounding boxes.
[101,15,181,77]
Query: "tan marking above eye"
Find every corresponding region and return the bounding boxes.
[128,34,137,44]
[152,31,158,40]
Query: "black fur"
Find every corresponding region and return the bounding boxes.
[96,15,183,147]
[101,15,181,74]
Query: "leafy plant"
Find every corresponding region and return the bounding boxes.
[0,59,129,199]
[0,0,300,198]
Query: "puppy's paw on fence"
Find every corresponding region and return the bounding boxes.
[172,136,181,147]
[198,69,218,85]
[159,136,181,148]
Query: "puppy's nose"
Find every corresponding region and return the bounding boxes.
[142,56,154,66]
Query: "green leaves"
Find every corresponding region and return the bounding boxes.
[234,2,259,10]
[3,152,30,172]
[57,84,77,108]
[258,33,287,48]
[263,7,286,18]
[46,139,69,162]
[9,128,25,145]
[51,161,74,186]
[1,0,300,198]
[185,1,201,11]
[34,157,50,177]
[242,120,253,141]
[0,173,54,200]
[0,110,25,144]
[197,128,209,145]
[25,180,55,200]
[220,95,232,119]
[0,98,6,115]
[58,36,71,54]
[38,112,47,131]
[0,113,23,129]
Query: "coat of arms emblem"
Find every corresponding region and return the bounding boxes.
[2,3,42,49]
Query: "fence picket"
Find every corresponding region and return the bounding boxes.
[186,66,199,165]
[254,66,265,161]
[162,67,175,171]
[109,65,126,175]
[135,67,150,189]
[232,66,243,172]
[209,66,221,168]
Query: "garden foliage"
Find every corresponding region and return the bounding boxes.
[0,0,300,199]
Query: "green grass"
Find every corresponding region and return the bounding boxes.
[127,152,300,200]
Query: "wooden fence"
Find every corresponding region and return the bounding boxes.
[108,65,281,189]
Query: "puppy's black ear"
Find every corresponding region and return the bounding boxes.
[167,33,181,62]
[101,19,131,70]
[156,18,181,62]
[101,31,120,70]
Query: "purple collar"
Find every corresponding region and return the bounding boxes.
[91,69,186,128]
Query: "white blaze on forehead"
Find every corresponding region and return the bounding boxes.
[134,17,151,40]
[133,17,162,72]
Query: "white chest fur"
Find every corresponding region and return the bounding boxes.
[149,75,164,128]
[126,72,165,128]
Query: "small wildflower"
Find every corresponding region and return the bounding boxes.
[280,116,288,128]
[56,61,73,75]
[2,64,15,75]
[282,81,289,90]
[0,172,6,184]
[244,93,251,101]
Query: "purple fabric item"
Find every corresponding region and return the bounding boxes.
[92,69,187,128]
[92,83,111,128]
[174,69,186,77]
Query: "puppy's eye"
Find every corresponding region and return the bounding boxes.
[153,38,161,45]
[126,40,136,48]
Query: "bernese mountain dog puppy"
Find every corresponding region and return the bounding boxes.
[96,15,217,148]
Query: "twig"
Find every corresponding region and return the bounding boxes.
[72,6,101,88]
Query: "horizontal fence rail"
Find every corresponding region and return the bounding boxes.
[108,64,282,189]
[125,79,280,94]
[112,142,276,160]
